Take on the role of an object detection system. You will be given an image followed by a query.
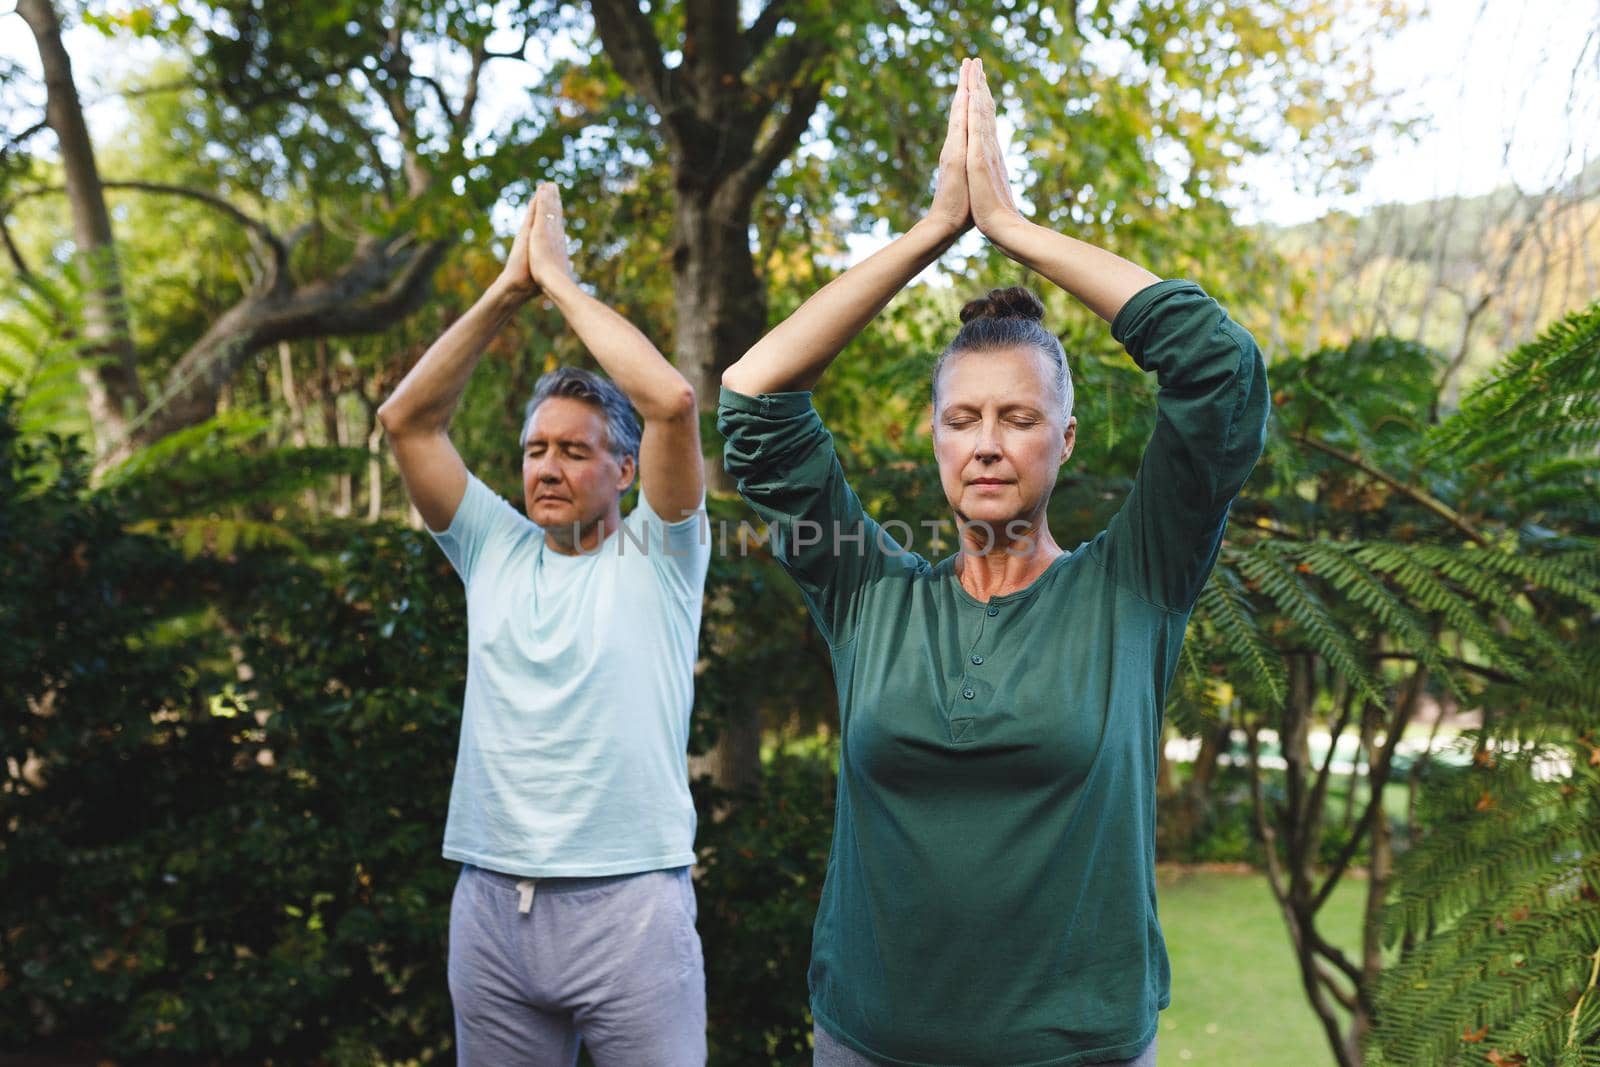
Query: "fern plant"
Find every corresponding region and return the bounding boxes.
[0,267,95,442]
[1356,302,1600,1067]
[1166,308,1600,1067]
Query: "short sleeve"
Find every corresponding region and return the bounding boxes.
[429,472,534,584]
[625,489,711,601]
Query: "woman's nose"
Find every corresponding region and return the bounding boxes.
[974,420,1003,457]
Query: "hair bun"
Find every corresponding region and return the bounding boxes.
[958,286,1046,325]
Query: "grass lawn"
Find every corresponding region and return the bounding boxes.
[1156,866,1368,1066]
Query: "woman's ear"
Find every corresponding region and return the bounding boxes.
[1060,416,1077,466]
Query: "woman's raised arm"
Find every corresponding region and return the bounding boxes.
[720,61,977,396]
[963,59,1159,323]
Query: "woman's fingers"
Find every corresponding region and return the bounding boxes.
[965,58,1023,237]
[943,58,969,155]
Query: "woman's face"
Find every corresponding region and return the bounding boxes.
[932,346,1076,537]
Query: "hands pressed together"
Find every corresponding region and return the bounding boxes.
[498,180,577,301]
[929,57,1028,251]
[503,57,1021,299]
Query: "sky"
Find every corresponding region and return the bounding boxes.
[1235,0,1600,226]
[3,1,1597,232]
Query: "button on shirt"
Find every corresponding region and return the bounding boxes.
[717,280,1269,1066]
[429,476,710,877]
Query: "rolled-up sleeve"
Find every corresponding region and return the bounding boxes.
[1096,280,1270,612]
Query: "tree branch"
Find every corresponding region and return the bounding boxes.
[0,211,34,278]
[2,180,286,269]
[1291,430,1485,545]
[378,23,430,197]
[749,29,817,95]
[1246,727,1291,906]
[483,27,529,61]
[1311,956,1361,1013]
[733,79,822,203]
[102,181,283,252]
[1312,663,1429,911]
[124,234,453,447]
[743,0,792,58]
[1372,651,1515,684]
[455,39,489,146]
[1305,679,1359,866]
[1,118,50,158]
[412,71,458,128]
[685,0,741,83]
[588,0,691,141]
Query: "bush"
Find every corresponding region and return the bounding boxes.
[0,400,837,1063]
[0,398,463,1061]
[696,750,836,1067]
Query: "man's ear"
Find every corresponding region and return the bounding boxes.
[1060,416,1077,467]
[617,452,637,493]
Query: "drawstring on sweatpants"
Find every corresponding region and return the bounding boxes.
[516,878,537,914]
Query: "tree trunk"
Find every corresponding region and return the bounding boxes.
[672,183,768,494]
[18,0,146,457]
[674,183,769,793]
[585,0,829,793]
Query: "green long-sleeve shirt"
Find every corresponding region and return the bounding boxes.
[717,279,1269,1066]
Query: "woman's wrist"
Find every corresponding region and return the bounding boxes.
[533,269,583,308]
[908,216,968,263]
[980,212,1036,261]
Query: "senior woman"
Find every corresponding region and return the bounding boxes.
[718,58,1269,1067]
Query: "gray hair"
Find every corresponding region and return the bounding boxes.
[931,286,1073,425]
[521,367,642,478]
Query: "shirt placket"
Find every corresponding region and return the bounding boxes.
[949,600,1000,743]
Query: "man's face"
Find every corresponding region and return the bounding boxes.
[521,396,634,531]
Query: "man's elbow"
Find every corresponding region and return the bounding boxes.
[377,396,421,437]
[646,381,697,422]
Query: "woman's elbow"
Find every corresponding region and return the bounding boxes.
[721,361,759,396]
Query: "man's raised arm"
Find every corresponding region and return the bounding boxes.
[526,182,703,521]
[378,198,540,531]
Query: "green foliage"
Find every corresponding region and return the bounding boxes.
[0,393,843,1062]
[0,264,95,442]
[1430,300,1600,478]
[107,412,365,506]
[1150,309,1600,1063]
[1364,302,1600,1067]
[696,751,837,1067]
[1372,744,1600,1067]
[0,396,460,1060]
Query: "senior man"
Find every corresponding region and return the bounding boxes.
[378,182,709,1067]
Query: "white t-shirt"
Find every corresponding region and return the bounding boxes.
[429,473,710,877]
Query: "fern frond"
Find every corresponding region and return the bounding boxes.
[1196,563,1288,707]
[1376,742,1600,1067]
[1430,300,1600,463]
[1235,543,1386,707]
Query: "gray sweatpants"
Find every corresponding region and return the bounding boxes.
[448,864,706,1067]
[812,1024,1158,1066]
